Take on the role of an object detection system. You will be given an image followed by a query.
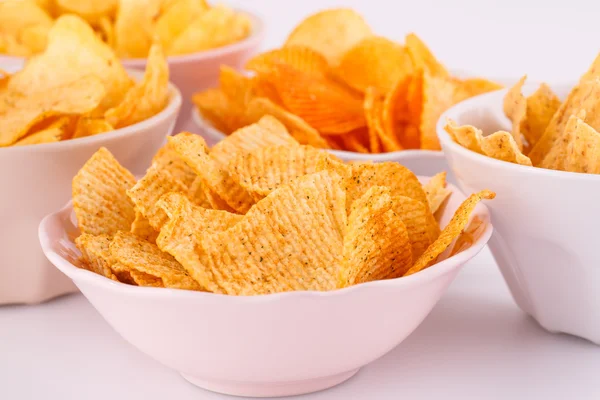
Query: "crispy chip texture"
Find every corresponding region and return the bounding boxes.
[75,233,118,281]
[14,126,63,146]
[110,231,201,290]
[246,46,329,76]
[284,8,372,65]
[339,186,412,287]
[481,131,532,166]
[564,116,600,174]
[131,210,159,243]
[405,190,495,276]
[114,0,159,57]
[72,147,136,236]
[424,172,452,215]
[522,83,561,149]
[445,119,483,153]
[503,75,526,151]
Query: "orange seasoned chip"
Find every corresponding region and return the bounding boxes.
[131,210,159,243]
[73,117,113,139]
[334,36,414,93]
[382,74,420,149]
[339,186,412,287]
[75,233,118,281]
[246,46,329,76]
[503,75,526,151]
[391,195,440,260]
[110,231,201,290]
[420,71,458,150]
[187,175,213,209]
[405,33,448,77]
[455,77,503,100]
[363,87,384,153]
[423,172,452,215]
[230,144,333,201]
[14,126,63,146]
[481,131,532,166]
[283,8,372,65]
[72,147,136,236]
[521,83,561,149]
[405,190,495,276]
[219,65,253,107]
[193,88,245,133]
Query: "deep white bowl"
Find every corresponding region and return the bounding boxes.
[0,71,181,305]
[438,82,600,345]
[39,177,492,397]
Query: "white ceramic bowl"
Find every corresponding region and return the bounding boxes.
[39,177,492,398]
[191,108,453,183]
[0,72,181,305]
[438,82,600,345]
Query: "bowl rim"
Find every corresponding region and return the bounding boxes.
[190,107,444,161]
[0,70,182,154]
[437,81,600,182]
[38,178,493,303]
[0,9,266,66]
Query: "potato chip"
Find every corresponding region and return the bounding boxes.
[219,66,253,108]
[405,33,448,78]
[55,0,118,25]
[73,117,113,139]
[444,119,484,154]
[114,0,159,58]
[420,71,458,150]
[0,76,105,146]
[168,5,252,55]
[105,44,169,128]
[382,74,419,149]
[72,147,136,236]
[424,172,452,215]
[563,115,600,174]
[404,190,495,276]
[18,23,50,54]
[0,1,53,39]
[154,0,208,50]
[245,97,329,148]
[503,75,526,151]
[75,233,118,281]
[127,269,164,287]
[391,195,440,260]
[131,210,159,243]
[521,83,561,149]
[96,16,115,48]
[246,46,329,76]
[0,34,32,56]
[454,77,503,100]
[334,36,414,93]
[268,63,366,134]
[284,8,373,65]
[343,161,429,214]
[187,175,213,209]
[481,131,532,166]
[110,231,201,290]
[13,126,63,146]
[363,87,385,153]
[193,88,244,133]
[339,186,412,287]
[230,144,333,201]
[194,171,346,295]
[529,77,600,166]
[9,15,132,113]
[339,129,370,153]
[540,112,586,171]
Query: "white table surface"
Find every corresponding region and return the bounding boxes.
[3,0,600,399]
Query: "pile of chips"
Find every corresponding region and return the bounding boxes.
[447,53,600,174]
[72,116,494,295]
[0,15,169,147]
[193,8,502,153]
[0,0,252,58]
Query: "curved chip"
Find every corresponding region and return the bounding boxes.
[246,46,329,76]
[423,172,452,215]
[563,116,600,174]
[75,233,119,281]
[72,147,136,236]
[154,0,208,50]
[405,33,448,78]
[131,210,159,244]
[284,8,372,65]
[444,119,484,153]
[521,83,561,149]
[481,131,532,166]
[192,88,244,134]
[363,87,385,153]
[56,0,118,25]
[503,75,527,151]
[114,0,159,57]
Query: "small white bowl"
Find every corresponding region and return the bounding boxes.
[190,108,453,182]
[0,71,181,305]
[39,177,492,398]
[438,82,600,345]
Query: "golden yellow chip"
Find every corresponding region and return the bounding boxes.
[444,119,484,153]
[423,172,452,216]
[420,71,458,150]
[75,233,118,281]
[481,131,532,166]
[168,4,252,55]
[96,17,115,49]
[0,76,105,146]
[246,46,329,76]
[219,65,253,108]
[18,23,50,54]
[194,171,346,295]
[114,0,160,58]
[55,0,118,25]
[405,33,448,77]
[73,117,113,139]
[284,8,373,65]
[405,190,495,276]
[540,113,588,171]
[187,175,213,209]
[391,195,440,260]
[154,0,209,50]
[454,77,503,100]
[230,144,333,201]
[382,75,417,149]
[193,88,245,133]
[343,161,429,214]
[0,0,53,40]
[131,210,159,244]
[110,231,201,290]
[245,97,329,148]
[9,15,133,113]
[105,44,169,128]
[333,36,414,93]
[126,269,164,287]
[72,147,136,235]
[503,75,526,151]
[14,126,63,146]
[563,115,600,174]
[339,186,412,287]
[521,83,561,149]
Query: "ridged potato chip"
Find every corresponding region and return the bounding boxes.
[110,231,201,290]
[114,0,159,58]
[405,190,495,276]
[131,210,159,243]
[423,172,452,215]
[246,46,329,76]
[230,144,333,201]
[405,33,448,78]
[72,147,136,236]
[391,195,440,260]
[339,186,412,287]
[219,66,253,108]
[75,233,119,281]
[192,88,244,133]
[363,87,385,153]
[334,36,414,93]
[284,8,372,65]
[420,71,458,150]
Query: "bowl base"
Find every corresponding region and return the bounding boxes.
[180,368,359,398]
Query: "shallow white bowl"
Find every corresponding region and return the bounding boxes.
[39,177,492,398]
[190,108,453,183]
[438,81,600,345]
[0,71,181,305]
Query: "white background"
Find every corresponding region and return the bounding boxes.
[2,0,600,399]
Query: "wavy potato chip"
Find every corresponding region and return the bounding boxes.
[405,33,448,78]
[154,0,209,50]
[219,66,253,108]
[340,186,412,287]
[391,195,440,260]
[246,46,329,76]
[423,172,452,215]
[131,210,159,243]
[193,88,243,133]
[405,190,495,276]
[114,0,159,57]
[14,126,63,146]
[72,147,136,236]
[363,87,385,153]
[284,8,372,65]
[75,233,118,281]
[55,0,118,25]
